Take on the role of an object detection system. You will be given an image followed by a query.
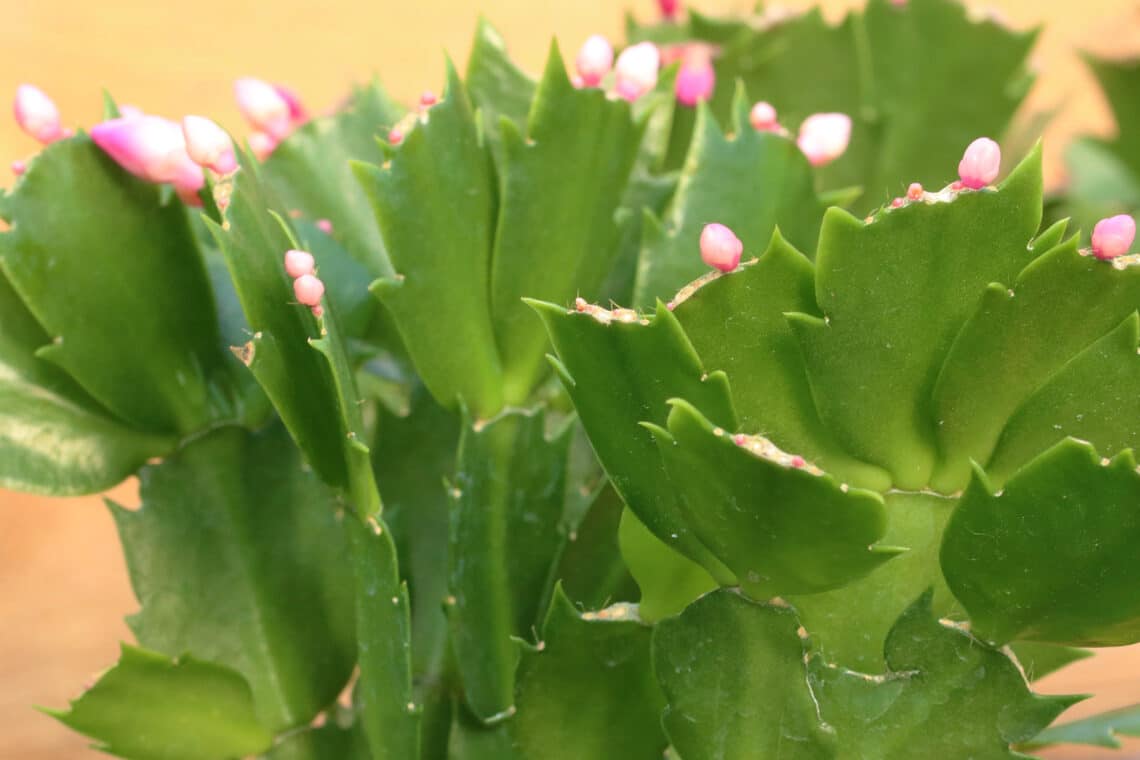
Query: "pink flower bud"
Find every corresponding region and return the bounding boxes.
[575,35,614,88]
[957,137,1001,190]
[247,131,278,161]
[234,78,292,140]
[171,157,205,206]
[316,218,333,234]
[14,84,65,144]
[387,128,403,145]
[293,273,325,306]
[181,115,237,174]
[1091,215,1136,260]
[90,115,196,184]
[749,101,778,131]
[284,249,316,278]
[890,197,905,209]
[419,91,438,108]
[118,104,144,119]
[675,49,715,107]
[797,113,852,167]
[700,223,743,273]
[614,42,660,102]
[907,182,924,200]
[273,84,306,124]
[659,0,680,20]
[11,160,25,176]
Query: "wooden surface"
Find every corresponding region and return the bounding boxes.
[2,0,1140,757]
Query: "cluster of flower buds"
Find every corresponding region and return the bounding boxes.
[284,249,325,317]
[700,222,744,273]
[234,78,307,160]
[1091,215,1136,261]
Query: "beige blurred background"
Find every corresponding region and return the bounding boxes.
[2,1,1140,758]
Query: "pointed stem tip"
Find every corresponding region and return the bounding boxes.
[700,223,743,273]
[957,137,1001,190]
[1091,215,1136,260]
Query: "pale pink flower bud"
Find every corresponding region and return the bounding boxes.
[614,43,660,102]
[293,273,325,306]
[749,101,778,131]
[1091,215,1136,260]
[11,160,25,176]
[315,219,333,234]
[387,128,403,145]
[907,182,924,200]
[182,115,237,174]
[247,131,278,161]
[234,78,292,140]
[171,156,205,206]
[700,223,743,273]
[675,49,715,107]
[957,137,1001,190]
[797,113,852,167]
[14,84,64,144]
[272,84,306,124]
[284,249,316,278]
[659,0,680,20]
[90,115,194,184]
[576,35,614,88]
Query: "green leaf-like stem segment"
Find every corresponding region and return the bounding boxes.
[1025,702,1140,750]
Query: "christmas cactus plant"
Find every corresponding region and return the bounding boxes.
[3,0,1140,757]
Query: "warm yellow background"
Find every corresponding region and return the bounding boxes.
[3,1,1140,758]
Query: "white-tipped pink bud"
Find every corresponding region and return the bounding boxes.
[182,115,237,174]
[675,48,715,107]
[700,223,743,273]
[1091,215,1136,260]
[797,113,852,167]
[419,91,438,108]
[11,160,25,176]
[749,101,778,131]
[957,137,1001,190]
[247,131,278,161]
[284,249,316,278]
[90,115,194,184]
[293,273,325,306]
[316,218,333,234]
[659,0,680,20]
[387,128,403,145]
[576,35,614,88]
[273,84,306,124]
[614,43,660,102]
[14,84,65,144]
[234,78,292,140]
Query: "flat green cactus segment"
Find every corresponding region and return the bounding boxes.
[1008,642,1093,683]
[556,487,639,611]
[449,703,521,759]
[0,270,174,495]
[355,63,502,417]
[859,0,1037,200]
[632,88,826,308]
[652,589,837,760]
[931,237,1140,491]
[788,492,957,672]
[618,507,717,623]
[789,146,1044,489]
[50,644,273,760]
[262,81,403,276]
[941,438,1140,646]
[347,515,420,760]
[109,423,357,733]
[465,17,536,142]
[490,43,645,404]
[673,231,891,490]
[652,399,900,598]
[262,723,371,760]
[0,134,231,435]
[809,593,1076,760]
[1025,703,1140,750]
[530,299,737,582]
[448,406,573,722]
[206,153,351,491]
[986,312,1140,487]
[372,386,458,682]
[512,587,668,759]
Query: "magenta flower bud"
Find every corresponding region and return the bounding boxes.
[90,115,193,183]
[700,223,743,273]
[234,78,292,140]
[419,91,438,108]
[247,131,278,161]
[11,160,25,176]
[614,42,660,102]
[316,218,333,234]
[797,113,852,167]
[749,101,778,131]
[675,50,715,107]
[576,35,614,88]
[293,273,325,306]
[957,137,1001,190]
[284,249,316,278]
[182,115,237,174]
[1091,215,1136,260]
[14,84,65,144]
[387,128,404,145]
[659,0,680,20]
